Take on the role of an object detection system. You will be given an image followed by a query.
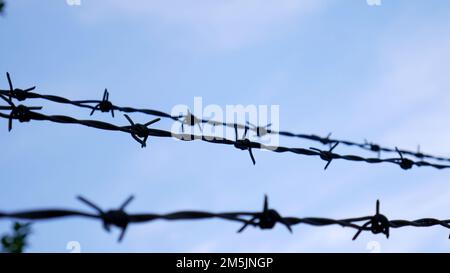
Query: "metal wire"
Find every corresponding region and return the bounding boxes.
[0,78,449,170]
[1,101,450,170]
[0,72,448,163]
[1,196,449,242]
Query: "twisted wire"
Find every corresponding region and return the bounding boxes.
[1,96,449,170]
[1,196,449,242]
[0,72,448,163]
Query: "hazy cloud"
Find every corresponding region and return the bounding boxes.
[87,0,326,50]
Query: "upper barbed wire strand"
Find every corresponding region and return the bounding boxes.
[1,102,449,170]
[0,72,448,162]
[1,73,450,170]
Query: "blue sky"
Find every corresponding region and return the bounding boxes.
[1,0,450,252]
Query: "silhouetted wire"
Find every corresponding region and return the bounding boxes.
[0,72,448,163]
[1,196,450,242]
[1,92,449,170]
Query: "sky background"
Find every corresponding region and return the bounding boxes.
[1,0,450,253]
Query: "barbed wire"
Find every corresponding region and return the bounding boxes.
[1,196,450,242]
[0,72,448,163]
[1,87,450,170]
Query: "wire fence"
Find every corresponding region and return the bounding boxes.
[1,196,449,242]
[1,73,449,170]
[2,72,450,246]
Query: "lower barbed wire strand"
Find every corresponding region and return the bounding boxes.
[2,198,450,241]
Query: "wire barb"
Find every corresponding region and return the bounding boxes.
[234,124,256,165]
[352,200,390,240]
[396,147,414,170]
[5,72,36,102]
[237,195,292,233]
[124,114,161,148]
[246,121,271,137]
[0,92,42,131]
[180,110,202,133]
[78,195,135,242]
[310,142,339,170]
[90,89,114,118]
[365,139,381,158]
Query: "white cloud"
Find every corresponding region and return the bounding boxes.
[375,32,450,152]
[350,24,450,150]
[87,0,326,50]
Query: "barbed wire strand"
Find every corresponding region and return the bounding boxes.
[1,196,450,242]
[1,72,448,163]
[1,92,450,170]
